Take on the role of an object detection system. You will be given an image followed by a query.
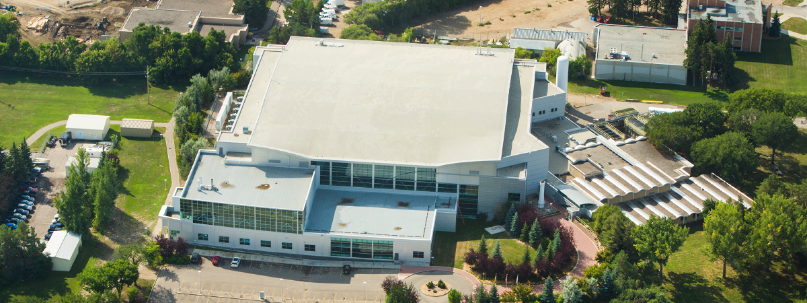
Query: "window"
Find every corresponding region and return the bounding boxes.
[458,185,479,218]
[261,240,271,247]
[508,193,521,202]
[413,251,425,258]
[255,208,276,232]
[715,26,723,30]
[538,110,546,115]
[352,164,373,188]
[373,165,394,189]
[233,205,255,230]
[734,37,742,41]
[311,161,331,185]
[735,27,743,32]
[725,27,734,31]
[331,162,352,186]
[416,168,436,192]
[733,47,742,51]
[395,166,415,191]
[331,238,351,257]
[550,108,557,113]
[282,242,293,250]
[239,238,250,245]
[198,233,209,241]
[268,159,281,163]
[219,236,230,243]
[305,244,316,252]
[373,240,393,260]
[469,170,479,175]
[213,203,234,228]
[352,239,373,258]
[438,183,458,193]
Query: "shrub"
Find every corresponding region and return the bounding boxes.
[427,281,435,288]
[128,288,145,303]
[381,276,403,294]
[524,10,531,14]
[477,213,489,222]
[464,248,479,265]
[438,280,446,289]
[547,3,552,7]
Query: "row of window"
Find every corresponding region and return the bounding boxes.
[198,233,306,250]
[715,26,743,32]
[534,107,559,116]
[179,199,304,234]
[311,162,458,193]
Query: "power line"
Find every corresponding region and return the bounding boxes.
[0,65,147,76]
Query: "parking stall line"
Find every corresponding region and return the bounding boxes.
[320,267,324,274]
[269,263,273,271]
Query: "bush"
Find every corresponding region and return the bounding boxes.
[427,281,435,288]
[477,213,488,222]
[164,254,191,265]
[128,288,145,303]
[438,280,446,289]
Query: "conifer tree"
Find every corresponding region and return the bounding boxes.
[539,277,555,303]
[550,229,561,258]
[521,245,531,264]
[770,12,781,38]
[529,219,542,248]
[509,212,520,238]
[492,241,503,260]
[478,235,488,256]
[504,204,516,225]
[489,284,500,303]
[519,224,529,242]
[599,268,616,301]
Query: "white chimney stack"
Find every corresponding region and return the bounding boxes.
[538,181,546,209]
[556,56,569,93]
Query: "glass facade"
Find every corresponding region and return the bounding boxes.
[438,183,458,193]
[372,240,393,260]
[458,185,479,218]
[331,162,352,186]
[352,239,373,259]
[416,168,436,192]
[352,164,373,188]
[395,166,415,191]
[374,165,394,189]
[311,161,331,185]
[282,242,293,249]
[261,240,271,247]
[330,237,351,257]
[179,199,303,234]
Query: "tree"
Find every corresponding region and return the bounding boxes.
[489,284,500,303]
[704,201,746,278]
[78,259,139,297]
[728,88,789,113]
[0,222,53,285]
[690,132,757,183]
[752,112,799,165]
[234,0,270,28]
[0,13,21,43]
[756,175,807,207]
[492,241,503,260]
[55,148,92,236]
[179,137,211,176]
[340,24,381,40]
[115,243,146,266]
[770,12,781,38]
[746,194,807,271]
[727,109,762,140]
[591,204,635,258]
[519,224,529,242]
[448,289,463,303]
[529,219,542,248]
[560,276,583,303]
[514,47,534,59]
[91,157,119,232]
[550,228,561,258]
[509,212,520,238]
[633,216,689,276]
[539,277,555,303]
[701,198,718,217]
[521,245,531,265]
[599,268,616,301]
[539,48,562,75]
[504,204,517,226]
[684,102,726,138]
[588,0,605,16]
[568,55,592,79]
[646,112,703,157]
[535,244,545,262]
[478,235,489,256]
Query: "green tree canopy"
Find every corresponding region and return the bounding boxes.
[234,0,270,28]
[690,131,757,183]
[745,194,807,270]
[633,216,689,276]
[704,200,747,278]
[514,47,534,59]
[645,112,703,157]
[0,222,53,285]
[340,24,381,41]
[752,112,799,164]
[78,259,140,297]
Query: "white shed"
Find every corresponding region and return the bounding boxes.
[43,231,82,272]
[65,114,111,141]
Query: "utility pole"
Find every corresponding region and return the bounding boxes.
[146,65,150,105]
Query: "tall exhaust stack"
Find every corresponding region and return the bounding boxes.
[556,56,569,93]
[538,181,546,209]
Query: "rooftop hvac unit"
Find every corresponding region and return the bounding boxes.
[233,103,241,108]
[232,109,239,113]
[226,120,234,125]
[229,114,238,119]
[225,125,232,131]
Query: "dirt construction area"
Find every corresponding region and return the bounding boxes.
[3,0,156,46]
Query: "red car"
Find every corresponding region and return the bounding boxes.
[211,256,221,266]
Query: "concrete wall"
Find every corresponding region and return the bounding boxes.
[66,128,105,140]
[214,141,252,155]
[51,238,82,272]
[435,209,457,232]
[594,60,687,85]
[436,161,498,185]
[121,126,153,138]
[199,16,244,25]
[251,147,311,168]
[478,176,526,215]
[532,92,567,122]
[499,148,549,195]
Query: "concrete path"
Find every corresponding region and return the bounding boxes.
[780,14,807,40]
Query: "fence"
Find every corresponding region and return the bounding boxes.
[36,131,51,157]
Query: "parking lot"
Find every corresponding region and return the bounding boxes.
[25,139,85,239]
[150,256,397,302]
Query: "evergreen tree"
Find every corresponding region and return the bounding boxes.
[660,0,683,25]
[492,241,503,260]
[478,235,488,256]
[539,277,555,303]
[560,276,583,303]
[18,139,33,173]
[521,245,531,265]
[550,229,561,258]
[509,212,520,238]
[504,204,516,225]
[535,244,545,262]
[474,284,488,303]
[489,284,500,303]
[717,35,737,87]
[770,12,781,38]
[599,268,616,301]
[0,144,6,174]
[519,223,529,242]
[529,219,542,248]
[91,158,119,233]
[56,148,92,236]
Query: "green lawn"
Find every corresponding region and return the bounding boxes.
[663,223,807,302]
[784,0,803,6]
[569,36,807,106]
[0,73,181,148]
[783,18,807,35]
[432,218,541,269]
[113,125,171,222]
[30,125,66,153]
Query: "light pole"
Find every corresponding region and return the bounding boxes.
[198,270,201,291]
[280,278,284,302]
[363,282,367,303]
[622,91,625,100]
[164,179,167,191]
[479,6,482,25]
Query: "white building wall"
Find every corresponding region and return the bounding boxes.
[214,141,252,155]
[478,176,526,215]
[594,60,687,86]
[436,161,498,185]
[531,93,567,122]
[434,209,457,232]
[499,148,549,195]
[252,148,311,168]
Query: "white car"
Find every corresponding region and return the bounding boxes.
[230,257,241,268]
[17,204,32,211]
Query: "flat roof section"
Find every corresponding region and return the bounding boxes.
[595,25,687,66]
[66,114,109,130]
[199,24,247,39]
[305,189,439,239]
[249,37,515,166]
[122,8,200,34]
[512,28,588,44]
[617,140,686,178]
[566,145,629,171]
[502,65,549,158]
[157,0,236,18]
[183,152,315,210]
[689,1,763,24]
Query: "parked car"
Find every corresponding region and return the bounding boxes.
[5,217,21,224]
[20,200,34,206]
[17,204,32,211]
[50,223,64,229]
[59,131,72,147]
[211,256,221,266]
[230,257,241,268]
[21,195,34,202]
[44,232,53,240]
[9,213,25,220]
[5,223,17,230]
[47,136,58,147]
[51,218,60,224]
[49,227,62,232]
[54,214,60,220]
[190,253,201,264]
[14,209,29,215]
[342,265,352,275]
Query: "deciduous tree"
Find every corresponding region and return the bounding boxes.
[704,200,746,278]
[690,132,757,183]
[752,112,799,165]
[745,194,807,271]
[633,216,689,277]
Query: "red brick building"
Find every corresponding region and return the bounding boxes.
[685,0,773,52]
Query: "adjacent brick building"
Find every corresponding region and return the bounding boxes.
[686,0,772,52]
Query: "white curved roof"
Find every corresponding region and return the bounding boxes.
[557,39,585,59]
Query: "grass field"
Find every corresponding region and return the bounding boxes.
[663,223,807,302]
[113,126,171,222]
[783,18,807,35]
[784,0,803,6]
[0,73,180,148]
[569,36,807,106]
[30,125,66,153]
[431,218,542,269]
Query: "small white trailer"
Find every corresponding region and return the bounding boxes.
[320,17,333,25]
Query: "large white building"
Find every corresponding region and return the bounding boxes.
[159,37,567,263]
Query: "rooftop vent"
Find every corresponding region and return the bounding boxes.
[243,125,250,134]
[187,22,192,28]
[394,227,402,230]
